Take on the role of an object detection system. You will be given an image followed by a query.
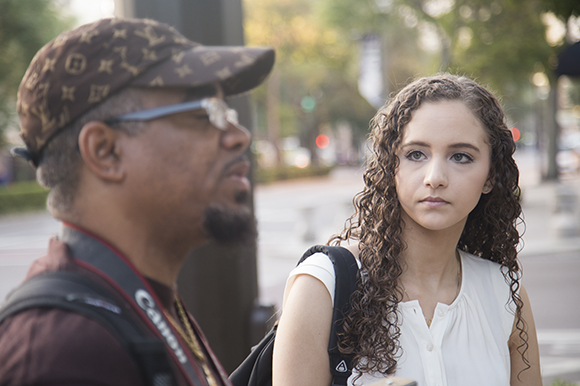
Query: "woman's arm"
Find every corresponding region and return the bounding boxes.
[272,274,334,386]
[509,285,542,386]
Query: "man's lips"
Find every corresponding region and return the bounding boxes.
[226,159,250,178]
[420,196,449,207]
[224,158,251,190]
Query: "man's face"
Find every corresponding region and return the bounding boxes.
[119,86,255,246]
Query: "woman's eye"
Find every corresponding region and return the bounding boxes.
[406,151,425,161]
[451,153,473,163]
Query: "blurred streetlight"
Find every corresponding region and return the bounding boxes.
[532,71,550,100]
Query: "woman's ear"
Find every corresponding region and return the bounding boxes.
[78,121,125,182]
[482,180,493,194]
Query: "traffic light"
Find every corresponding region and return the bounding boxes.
[510,127,521,142]
[316,134,330,149]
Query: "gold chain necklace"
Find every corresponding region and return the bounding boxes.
[165,296,219,386]
[401,251,462,328]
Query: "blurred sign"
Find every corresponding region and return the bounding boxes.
[358,34,383,109]
[557,41,580,77]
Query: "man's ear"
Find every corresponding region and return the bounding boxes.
[78,121,125,182]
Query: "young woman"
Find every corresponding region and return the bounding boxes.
[272,75,542,386]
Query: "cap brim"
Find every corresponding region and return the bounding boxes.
[131,45,275,96]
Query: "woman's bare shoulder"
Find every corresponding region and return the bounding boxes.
[343,242,360,260]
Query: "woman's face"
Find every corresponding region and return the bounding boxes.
[394,100,491,233]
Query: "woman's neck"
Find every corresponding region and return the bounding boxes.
[398,220,464,303]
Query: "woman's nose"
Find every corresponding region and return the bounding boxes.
[423,159,448,188]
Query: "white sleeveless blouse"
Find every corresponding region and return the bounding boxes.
[283,249,516,386]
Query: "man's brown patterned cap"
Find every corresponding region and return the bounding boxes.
[15,17,275,166]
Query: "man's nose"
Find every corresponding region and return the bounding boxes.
[222,120,251,152]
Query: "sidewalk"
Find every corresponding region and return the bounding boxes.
[516,148,580,257]
[0,149,579,383]
[2,151,580,304]
[256,149,580,307]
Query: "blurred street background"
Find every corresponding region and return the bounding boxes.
[1,0,580,383]
[1,148,580,384]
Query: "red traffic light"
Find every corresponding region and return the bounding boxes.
[316,134,330,149]
[510,127,521,142]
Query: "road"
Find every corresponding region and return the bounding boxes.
[1,149,579,384]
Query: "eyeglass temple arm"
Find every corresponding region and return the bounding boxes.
[106,99,207,123]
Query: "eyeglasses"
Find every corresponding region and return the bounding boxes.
[105,97,238,130]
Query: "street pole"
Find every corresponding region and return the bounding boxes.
[544,74,560,181]
[117,0,264,372]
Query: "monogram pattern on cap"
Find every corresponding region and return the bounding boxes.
[18,100,30,118]
[58,106,70,127]
[113,28,127,39]
[142,48,158,61]
[88,84,110,103]
[175,64,193,78]
[65,53,87,75]
[200,52,221,66]
[216,67,233,80]
[113,46,141,76]
[148,76,164,86]
[172,50,186,64]
[98,59,114,74]
[61,86,76,101]
[17,17,274,162]
[25,72,40,90]
[235,54,256,68]
[79,30,100,44]
[42,58,57,73]
[134,25,166,46]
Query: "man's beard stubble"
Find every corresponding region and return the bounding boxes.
[202,190,257,246]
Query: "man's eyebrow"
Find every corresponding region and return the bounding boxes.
[185,84,218,100]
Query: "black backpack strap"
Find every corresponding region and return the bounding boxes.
[299,245,359,386]
[0,271,178,386]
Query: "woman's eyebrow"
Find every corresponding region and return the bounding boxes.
[400,141,481,153]
[400,140,429,148]
[449,143,480,152]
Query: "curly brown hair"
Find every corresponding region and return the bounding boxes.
[330,74,526,377]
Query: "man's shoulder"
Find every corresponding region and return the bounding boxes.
[0,307,142,386]
[24,236,75,279]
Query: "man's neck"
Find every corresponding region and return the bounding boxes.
[60,221,196,286]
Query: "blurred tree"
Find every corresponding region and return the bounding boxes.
[244,0,376,165]
[537,0,580,179]
[245,0,577,172]
[0,0,73,147]
[320,0,432,97]
[321,0,562,179]
[322,1,549,90]
[449,1,551,99]
[539,0,580,22]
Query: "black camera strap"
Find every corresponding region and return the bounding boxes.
[59,224,228,386]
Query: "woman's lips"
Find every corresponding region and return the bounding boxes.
[420,196,449,207]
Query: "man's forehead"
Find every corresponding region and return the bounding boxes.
[134,83,222,105]
[185,83,222,100]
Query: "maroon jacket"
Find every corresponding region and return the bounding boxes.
[0,231,229,386]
